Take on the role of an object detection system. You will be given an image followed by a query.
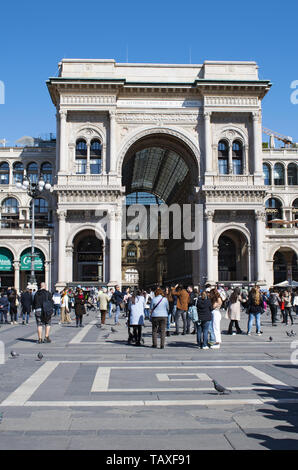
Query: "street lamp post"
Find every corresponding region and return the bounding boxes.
[16,175,52,289]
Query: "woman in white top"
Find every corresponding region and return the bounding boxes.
[60,289,71,324]
[129,290,145,346]
[293,289,298,316]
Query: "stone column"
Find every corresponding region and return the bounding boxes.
[252,111,263,176]
[86,142,91,174]
[108,209,122,285]
[13,261,20,292]
[243,144,248,175]
[44,261,50,290]
[247,244,252,282]
[204,112,212,173]
[57,210,67,287]
[255,210,266,282]
[205,209,214,283]
[59,110,67,174]
[102,144,107,174]
[55,110,60,176]
[228,142,233,174]
[109,111,116,173]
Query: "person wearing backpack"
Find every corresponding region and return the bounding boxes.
[33,282,54,344]
[150,288,169,349]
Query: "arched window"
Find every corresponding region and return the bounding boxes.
[30,198,51,228]
[27,162,38,183]
[288,163,297,186]
[75,139,87,174]
[40,162,52,183]
[263,163,271,185]
[265,198,282,228]
[1,197,19,228]
[0,162,10,185]
[232,140,243,175]
[273,163,285,186]
[218,140,228,175]
[293,198,298,226]
[127,243,137,263]
[90,139,102,174]
[13,162,24,184]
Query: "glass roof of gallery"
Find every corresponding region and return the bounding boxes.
[123,147,189,202]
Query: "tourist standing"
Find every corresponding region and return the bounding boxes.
[33,282,54,343]
[129,289,145,346]
[165,286,174,336]
[283,289,294,326]
[0,291,9,324]
[20,288,32,325]
[52,290,61,317]
[8,288,19,325]
[171,284,189,336]
[74,288,85,327]
[150,287,169,349]
[293,289,298,316]
[268,288,279,326]
[108,287,114,318]
[209,289,223,349]
[196,291,213,349]
[227,287,243,335]
[246,287,264,335]
[111,286,124,325]
[60,289,71,324]
[98,287,109,325]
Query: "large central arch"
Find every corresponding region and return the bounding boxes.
[121,131,200,287]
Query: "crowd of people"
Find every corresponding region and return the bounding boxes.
[0,283,297,348]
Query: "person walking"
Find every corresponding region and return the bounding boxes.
[0,291,9,324]
[74,288,85,327]
[227,287,243,335]
[129,289,145,346]
[293,289,298,316]
[107,287,114,318]
[33,282,54,344]
[171,284,189,336]
[187,286,198,335]
[268,288,279,326]
[165,286,174,336]
[60,289,71,324]
[111,285,124,325]
[20,288,32,325]
[98,287,109,325]
[246,287,264,336]
[150,287,169,349]
[209,289,223,349]
[196,291,213,349]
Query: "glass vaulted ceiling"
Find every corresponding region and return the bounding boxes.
[125,147,189,202]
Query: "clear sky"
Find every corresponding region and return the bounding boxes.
[0,0,297,146]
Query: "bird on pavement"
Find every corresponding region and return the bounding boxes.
[290,330,296,337]
[37,352,43,361]
[10,351,19,358]
[269,336,273,341]
[212,379,231,395]
[111,327,117,333]
[96,324,102,328]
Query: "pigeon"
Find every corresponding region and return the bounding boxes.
[96,324,102,328]
[37,352,43,361]
[286,331,292,337]
[111,327,117,333]
[10,351,19,358]
[269,336,273,342]
[212,379,230,395]
[291,330,296,337]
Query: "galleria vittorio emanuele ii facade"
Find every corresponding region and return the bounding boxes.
[0,59,297,291]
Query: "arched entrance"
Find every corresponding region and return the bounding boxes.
[0,247,14,288]
[20,248,45,290]
[218,230,249,282]
[121,133,199,287]
[73,230,103,283]
[273,248,298,284]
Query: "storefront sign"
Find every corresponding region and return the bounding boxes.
[0,248,13,272]
[20,249,44,271]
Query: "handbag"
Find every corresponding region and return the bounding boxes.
[188,305,198,323]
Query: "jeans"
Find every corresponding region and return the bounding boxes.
[196,320,211,347]
[108,302,112,318]
[175,309,187,334]
[208,321,216,343]
[0,311,8,323]
[247,312,261,333]
[269,304,278,324]
[22,310,30,323]
[115,305,121,324]
[152,317,167,348]
[284,307,294,325]
[54,305,61,317]
[144,308,150,320]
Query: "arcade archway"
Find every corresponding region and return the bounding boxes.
[218,230,249,282]
[73,230,104,283]
[273,248,298,285]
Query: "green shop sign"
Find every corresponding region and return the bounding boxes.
[0,248,13,272]
[20,249,44,271]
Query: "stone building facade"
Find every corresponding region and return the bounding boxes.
[0,59,297,290]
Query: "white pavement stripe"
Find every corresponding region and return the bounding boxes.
[0,361,59,406]
[242,365,288,387]
[92,386,285,392]
[91,367,111,392]
[69,320,97,344]
[20,399,266,407]
[56,360,290,365]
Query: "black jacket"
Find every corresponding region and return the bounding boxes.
[197,298,212,322]
[246,297,264,314]
[112,290,124,306]
[21,291,33,310]
[33,289,53,310]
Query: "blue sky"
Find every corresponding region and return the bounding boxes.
[0,0,297,146]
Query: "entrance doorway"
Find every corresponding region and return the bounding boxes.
[218,230,249,282]
[73,230,103,283]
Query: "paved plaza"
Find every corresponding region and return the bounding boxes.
[0,309,298,450]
